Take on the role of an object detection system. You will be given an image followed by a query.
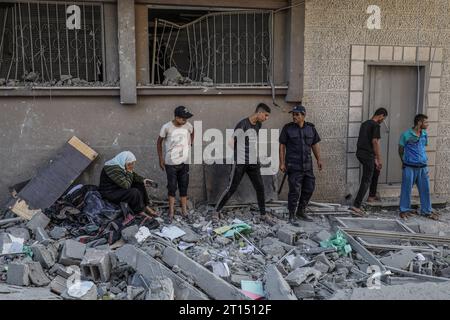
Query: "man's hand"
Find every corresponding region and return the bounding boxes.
[280,163,286,173]
[144,179,158,188]
[317,160,323,171]
[159,158,165,171]
[375,158,382,171]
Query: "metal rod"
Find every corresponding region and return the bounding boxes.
[229,13,231,84]
[0,217,24,226]
[0,8,8,72]
[91,4,96,81]
[169,29,180,68]
[235,231,266,256]
[83,4,88,81]
[65,3,71,77]
[261,12,263,85]
[46,3,53,81]
[6,6,16,81]
[186,24,192,79]
[151,18,158,84]
[155,22,166,84]
[14,4,18,80]
[26,2,34,74]
[163,25,173,73]
[253,12,256,83]
[55,2,61,78]
[245,12,248,83]
[199,19,203,80]
[213,15,216,83]
[221,14,223,83]
[206,16,210,79]
[342,228,450,245]
[192,23,198,81]
[74,7,79,79]
[37,3,45,80]
[18,2,26,76]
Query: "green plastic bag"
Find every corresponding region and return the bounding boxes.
[214,223,252,238]
[319,230,352,256]
[22,245,33,258]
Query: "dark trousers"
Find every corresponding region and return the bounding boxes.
[165,164,189,197]
[353,157,380,208]
[215,164,266,215]
[287,170,316,214]
[100,182,149,214]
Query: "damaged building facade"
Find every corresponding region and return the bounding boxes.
[1,0,450,207]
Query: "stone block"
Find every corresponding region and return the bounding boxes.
[284,267,321,286]
[27,261,51,286]
[81,249,112,282]
[50,275,68,295]
[31,243,57,269]
[428,93,440,107]
[7,263,30,286]
[430,48,443,62]
[350,61,364,76]
[313,253,335,272]
[379,46,393,60]
[351,45,365,60]
[59,239,86,266]
[264,265,297,300]
[403,47,416,61]
[348,123,361,137]
[393,47,403,61]
[26,211,50,231]
[347,153,359,168]
[418,47,430,61]
[35,227,50,243]
[311,230,331,243]
[365,46,379,60]
[431,63,442,77]
[348,137,358,153]
[349,92,363,107]
[277,229,298,246]
[427,108,439,123]
[6,227,30,242]
[428,122,438,137]
[429,78,441,92]
[49,227,67,240]
[121,225,139,244]
[294,283,315,299]
[350,76,363,91]
[379,249,416,269]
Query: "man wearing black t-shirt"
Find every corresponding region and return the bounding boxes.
[213,103,275,225]
[351,108,388,216]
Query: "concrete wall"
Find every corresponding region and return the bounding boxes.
[0,94,294,206]
[303,0,450,201]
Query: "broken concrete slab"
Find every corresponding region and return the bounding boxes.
[294,283,316,299]
[7,263,30,286]
[284,267,322,287]
[31,243,57,269]
[313,253,335,272]
[180,227,201,243]
[311,230,331,243]
[313,260,330,274]
[277,229,298,245]
[146,278,174,300]
[6,227,30,242]
[127,286,146,300]
[121,225,139,244]
[59,239,86,266]
[0,284,62,300]
[49,226,67,240]
[81,248,112,282]
[263,265,297,300]
[380,249,416,270]
[50,275,68,295]
[26,211,50,231]
[162,246,249,300]
[27,261,51,286]
[114,245,209,300]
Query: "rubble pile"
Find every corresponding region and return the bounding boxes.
[161,67,214,87]
[0,73,120,88]
[1,188,450,300]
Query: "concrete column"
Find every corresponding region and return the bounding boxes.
[118,0,137,104]
[135,5,150,85]
[104,4,119,83]
[285,0,305,103]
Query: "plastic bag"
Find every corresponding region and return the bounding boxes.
[319,230,352,256]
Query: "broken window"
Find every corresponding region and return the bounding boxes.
[0,2,104,85]
[149,9,273,86]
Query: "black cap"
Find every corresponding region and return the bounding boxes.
[289,105,306,115]
[174,106,193,119]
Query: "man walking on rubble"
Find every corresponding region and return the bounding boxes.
[279,105,323,226]
[350,108,388,216]
[213,103,276,226]
[398,114,439,220]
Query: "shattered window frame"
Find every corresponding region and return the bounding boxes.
[149,9,274,87]
[0,1,105,87]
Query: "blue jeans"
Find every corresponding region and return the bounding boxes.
[399,166,432,215]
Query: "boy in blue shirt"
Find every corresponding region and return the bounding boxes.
[398,114,438,220]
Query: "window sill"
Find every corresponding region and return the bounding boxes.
[0,85,288,97]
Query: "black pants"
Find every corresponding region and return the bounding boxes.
[215,164,266,215]
[100,182,149,214]
[353,156,380,208]
[287,169,315,214]
[165,164,189,197]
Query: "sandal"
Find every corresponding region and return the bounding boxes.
[426,212,440,221]
[399,212,409,220]
[211,211,220,223]
[145,206,160,217]
[350,207,365,217]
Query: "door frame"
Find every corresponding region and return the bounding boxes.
[363,62,428,186]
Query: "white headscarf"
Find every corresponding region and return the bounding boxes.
[105,151,136,170]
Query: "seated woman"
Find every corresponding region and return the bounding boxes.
[98,151,158,221]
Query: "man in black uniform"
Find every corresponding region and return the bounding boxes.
[279,105,323,226]
[213,103,275,225]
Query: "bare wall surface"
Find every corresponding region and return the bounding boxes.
[1,95,325,206]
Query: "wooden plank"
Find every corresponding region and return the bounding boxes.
[8,137,98,218]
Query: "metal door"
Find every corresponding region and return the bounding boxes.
[366,65,424,184]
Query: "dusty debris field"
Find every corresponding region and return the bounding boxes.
[1,196,450,300]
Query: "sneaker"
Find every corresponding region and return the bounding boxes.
[261,214,276,226]
[288,213,300,226]
[296,207,313,222]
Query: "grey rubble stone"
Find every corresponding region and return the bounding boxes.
[127,286,146,300]
[145,278,174,300]
[313,260,330,274]
[163,67,183,83]
[61,282,98,300]
[285,267,322,287]
[230,274,253,286]
[49,226,67,240]
[180,227,201,243]
[35,227,50,243]
[277,229,297,245]
[215,236,231,246]
[379,249,416,270]
[7,263,30,286]
[296,238,319,248]
[264,265,297,300]
[59,239,86,266]
[121,225,139,244]
[0,284,62,300]
[114,245,209,300]
[313,253,335,272]
[311,230,331,243]
[6,227,30,242]
[50,275,68,295]
[161,246,249,300]
[80,249,112,282]
[26,211,50,231]
[31,243,57,269]
[294,283,316,299]
[27,261,51,286]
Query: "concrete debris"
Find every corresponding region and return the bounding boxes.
[27,261,51,286]
[264,265,297,300]
[49,226,67,240]
[146,278,174,300]
[26,211,50,231]
[0,284,62,300]
[31,243,57,269]
[59,240,86,266]
[285,267,322,287]
[7,263,30,286]
[121,225,140,244]
[380,249,417,270]
[50,275,68,295]
[293,283,316,299]
[81,249,112,282]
